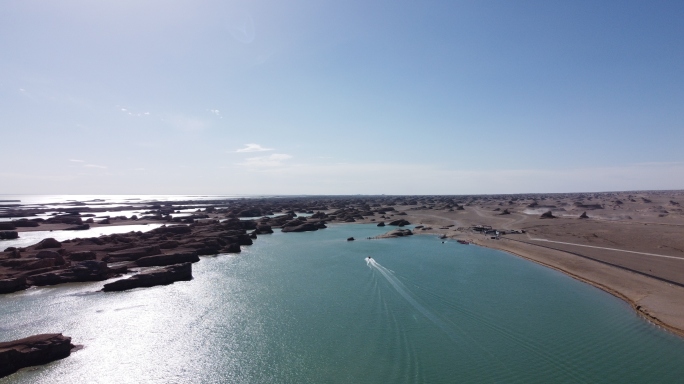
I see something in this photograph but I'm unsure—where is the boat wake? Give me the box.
[366,257,592,382]
[366,257,460,342]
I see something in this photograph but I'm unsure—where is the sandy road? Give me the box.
[527,238,684,261]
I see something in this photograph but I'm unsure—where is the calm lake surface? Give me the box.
[2,223,684,383]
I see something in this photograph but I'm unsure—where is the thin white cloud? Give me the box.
[236,143,274,153]
[84,164,107,169]
[69,159,85,163]
[238,153,292,167]
[116,106,151,117]
[209,109,222,118]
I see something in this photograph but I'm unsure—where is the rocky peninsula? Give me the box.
[0,333,75,378]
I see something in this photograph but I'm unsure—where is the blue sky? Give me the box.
[1,0,683,194]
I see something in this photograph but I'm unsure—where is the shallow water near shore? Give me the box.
[2,224,684,383]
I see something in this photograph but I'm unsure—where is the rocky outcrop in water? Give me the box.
[102,263,192,292]
[377,229,413,238]
[11,219,40,228]
[45,215,83,225]
[64,224,90,231]
[0,276,27,294]
[0,333,75,378]
[0,231,18,240]
[134,252,199,267]
[28,261,123,286]
[281,220,327,233]
[0,223,16,230]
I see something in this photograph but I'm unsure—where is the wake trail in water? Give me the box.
[367,258,460,342]
[367,259,590,383]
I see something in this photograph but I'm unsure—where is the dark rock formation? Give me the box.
[28,261,122,286]
[45,216,83,225]
[500,209,511,215]
[0,333,75,378]
[134,251,199,267]
[0,231,18,240]
[150,225,191,235]
[237,208,262,217]
[196,246,221,256]
[106,245,161,262]
[579,211,589,219]
[255,224,273,234]
[540,210,556,219]
[377,222,385,227]
[378,229,413,238]
[281,222,327,233]
[310,211,327,219]
[64,224,90,231]
[347,237,355,241]
[0,277,27,294]
[159,240,180,249]
[68,251,97,261]
[2,258,56,270]
[223,243,241,253]
[35,250,66,266]
[573,203,603,210]
[35,238,61,250]
[388,219,410,227]
[0,223,16,230]
[102,263,192,292]
[11,219,40,228]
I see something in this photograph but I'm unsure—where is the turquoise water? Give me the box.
[2,224,684,383]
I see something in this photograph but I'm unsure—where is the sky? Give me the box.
[1,0,683,195]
